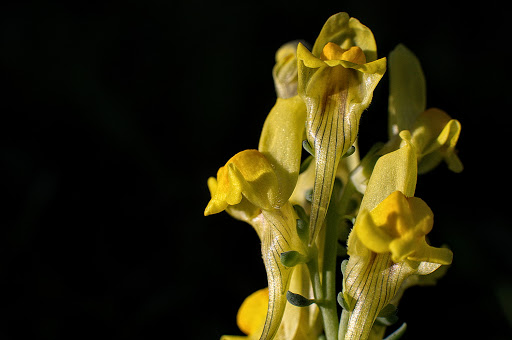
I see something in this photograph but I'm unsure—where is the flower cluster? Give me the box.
[205,13,462,340]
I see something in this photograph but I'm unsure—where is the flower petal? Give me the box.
[359,132,417,213]
[406,239,453,265]
[258,96,307,205]
[410,108,463,173]
[237,288,269,336]
[388,44,426,137]
[312,12,378,62]
[204,150,280,216]
[352,209,393,254]
[272,41,300,99]
[206,176,261,223]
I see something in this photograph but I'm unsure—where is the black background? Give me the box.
[1,1,511,339]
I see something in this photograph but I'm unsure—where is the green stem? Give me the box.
[307,253,338,340]
[335,179,357,223]
[306,247,323,301]
[335,180,357,340]
[308,177,358,340]
[338,309,350,339]
[321,214,340,340]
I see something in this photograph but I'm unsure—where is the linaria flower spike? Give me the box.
[206,12,461,340]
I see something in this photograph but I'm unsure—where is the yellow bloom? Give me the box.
[388,44,462,173]
[297,12,387,244]
[205,96,308,340]
[342,132,452,340]
[206,152,307,340]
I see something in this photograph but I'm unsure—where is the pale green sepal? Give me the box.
[375,314,398,327]
[258,96,307,205]
[388,44,426,137]
[343,145,356,158]
[337,292,350,311]
[378,304,397,318]
[383,322,407,340]
[302,140,315,157]
[286,291,314,307]
[280,251,308,268]
[299,155,313,174]
[312,12,378,62]
[295,219,309,245]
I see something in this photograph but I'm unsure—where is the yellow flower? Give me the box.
[205,94,307,217]
[297,12,387,244]
[205,96,309,340]
[206,151,307,340]
[342,132,453,340]
[388,44,462,173]
[273,41,300,99]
